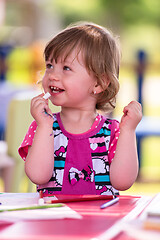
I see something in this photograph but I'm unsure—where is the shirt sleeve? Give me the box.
[18,120,37,161]
[108,119,120,164]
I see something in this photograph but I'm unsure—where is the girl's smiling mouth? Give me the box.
[50,86,64,94]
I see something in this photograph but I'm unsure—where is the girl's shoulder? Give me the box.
[102,116,120,141]
[18,112,60,160]
[102,115,119,128]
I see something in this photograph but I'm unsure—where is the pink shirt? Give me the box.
[19,113,120,196]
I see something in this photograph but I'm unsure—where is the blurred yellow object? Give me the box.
[6,47,33,85]
[4,90,61,192]
[29,41,45,84]
[6,41,45,86]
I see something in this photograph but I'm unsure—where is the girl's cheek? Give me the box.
[42,76,47,89]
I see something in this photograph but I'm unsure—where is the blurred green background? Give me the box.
[0,0,160,195]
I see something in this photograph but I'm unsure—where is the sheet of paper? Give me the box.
[0,192,57,206]
[0,193,82,222]
[0,192,40,205]
[0,205,82,222]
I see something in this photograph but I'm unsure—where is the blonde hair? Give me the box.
[44,22,121,112]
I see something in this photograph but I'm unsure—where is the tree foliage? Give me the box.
[51,0,160,30]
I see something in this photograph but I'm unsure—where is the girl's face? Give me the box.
[42,48,98,110]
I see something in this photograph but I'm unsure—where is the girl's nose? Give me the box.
[48,68,60,81]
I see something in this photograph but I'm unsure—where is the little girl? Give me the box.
[19,22,142,196]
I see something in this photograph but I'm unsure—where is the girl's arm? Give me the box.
[25,94,54,185]
[110,101,142,190]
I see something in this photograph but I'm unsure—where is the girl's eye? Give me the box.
[63,65,71,71]
[46,63,53,69]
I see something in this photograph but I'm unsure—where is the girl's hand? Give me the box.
[119,101,142,131]
[30,93,53,126]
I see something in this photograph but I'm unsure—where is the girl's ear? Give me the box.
[94,84,103,94]
[94,75,110,94]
